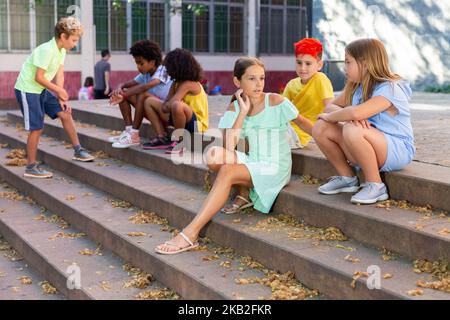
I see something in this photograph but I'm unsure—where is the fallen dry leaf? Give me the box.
[18,276,32,285]
[407,288,423,296]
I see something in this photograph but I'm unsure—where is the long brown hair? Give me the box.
[230,57,265,103]
[343,39,401,105]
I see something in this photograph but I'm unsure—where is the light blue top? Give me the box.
[134,65,173,101]
[352,80,415,150]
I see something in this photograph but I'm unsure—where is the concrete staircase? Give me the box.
[0,100,449,300]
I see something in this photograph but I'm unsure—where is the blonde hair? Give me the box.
[343,38,401,105]
[54,16,84,39]
[231,57,265,103]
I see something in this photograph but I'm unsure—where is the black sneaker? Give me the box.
[142,136,171,150]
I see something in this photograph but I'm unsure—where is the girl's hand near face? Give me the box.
[235,89,250,116]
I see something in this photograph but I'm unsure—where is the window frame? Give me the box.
[182,0,246,55]
[259,0,308,56]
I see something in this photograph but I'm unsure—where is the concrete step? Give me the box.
[0,182,174,300]
[62,103,450,213]
[0,130,447,299]
[0,235,64,300]
[5,113,449,262]
[0,152,292,300]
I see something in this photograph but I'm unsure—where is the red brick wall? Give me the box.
[0,70,297,104]
[0,71,81,100]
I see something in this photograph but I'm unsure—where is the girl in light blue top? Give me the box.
[155,57,313,255]
[313,38,415,205]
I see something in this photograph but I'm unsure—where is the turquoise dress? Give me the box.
[218,94,299,213]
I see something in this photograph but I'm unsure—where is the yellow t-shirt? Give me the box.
[283,72,334,146]
[181,82,209,132]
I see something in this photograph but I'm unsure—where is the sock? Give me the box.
[125,126,132,131]
[74,144,82,152]
[342,176,357,183]
[371,182,385,188]
[130,128,139,133]
[26,163,36,170]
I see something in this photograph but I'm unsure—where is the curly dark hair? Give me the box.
[129,40,162,67]
[163,48,203,82]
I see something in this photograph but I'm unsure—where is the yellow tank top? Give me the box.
[178,82,209,132]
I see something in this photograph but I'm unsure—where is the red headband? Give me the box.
[294,38,323,59]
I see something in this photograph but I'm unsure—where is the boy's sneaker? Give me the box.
[318,176,360,195]
[24,164,53,179]
[73,148,95,162]
[112,131,140,149]
[165,140,185,155]
[108,129,129,143]
[351,182,389,205]
[142,136,171,150]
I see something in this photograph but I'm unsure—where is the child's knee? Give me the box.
[205,146,223,169]
[171,101,185,114]
[342,122,363,142]
[57,111,72,121]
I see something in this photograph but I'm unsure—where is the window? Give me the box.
[110,0,127,51]
[94,0,109,51]
[260,0,308,55]
[0,0,83,52]
[94,0,168,52]
[10,0,30,50]
[148,2,166,50]
[0,1,8,50]
[183,0,245,54]
[35,0,54,46]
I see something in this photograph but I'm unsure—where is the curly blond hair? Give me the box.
[54,16,84,39]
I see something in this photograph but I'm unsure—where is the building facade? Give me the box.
[0,0,448,106]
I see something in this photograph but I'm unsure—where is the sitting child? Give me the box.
[313,38,415,204]
[143,48,208,154]
[283,38,334,148]
[109,40,172,149]
[154,57,313,254]
[78,76,94,101]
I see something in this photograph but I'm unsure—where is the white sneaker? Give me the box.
[108,129,129,143]
[112,131,140,149]
[351,182,389,205]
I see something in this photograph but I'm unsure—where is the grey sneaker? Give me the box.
[24,164,53,179]
[351,182,389,204]
[73,148,95,162]
[318,176,360,195]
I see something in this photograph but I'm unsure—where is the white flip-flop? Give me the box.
[155,232,199,255]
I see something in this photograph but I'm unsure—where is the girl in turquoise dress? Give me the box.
[155,57,313,255]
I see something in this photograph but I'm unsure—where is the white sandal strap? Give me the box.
[235,195,251,204]
[179,232,194,247]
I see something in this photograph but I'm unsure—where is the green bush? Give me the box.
[424,84,450,93]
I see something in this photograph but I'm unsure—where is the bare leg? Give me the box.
[170,101,193,130]
[341,122,387,183]
[27,129,43,165]
[312,120,357,177]
[132,92,153,130]
[156,164,253,253]
[143,96,168,136]
[57,111,80,147]
[206,146,250,210]
[118,98,133,127]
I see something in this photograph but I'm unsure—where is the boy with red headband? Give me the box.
[283,38,334,147]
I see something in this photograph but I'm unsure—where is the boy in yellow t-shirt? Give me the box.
[283,38,334,147]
